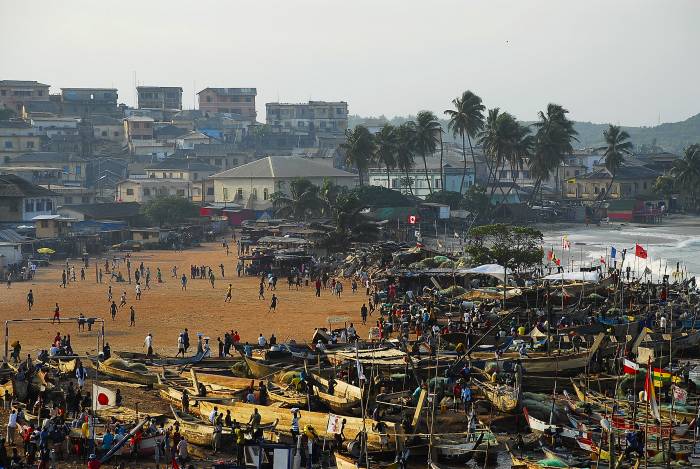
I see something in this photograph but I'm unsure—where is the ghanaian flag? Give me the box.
[651,368,681,386]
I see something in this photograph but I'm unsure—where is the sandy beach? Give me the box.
[0,242,370,358]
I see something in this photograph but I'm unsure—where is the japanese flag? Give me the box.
[92,384,117,410]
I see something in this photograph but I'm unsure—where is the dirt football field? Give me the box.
[0,242,372,358]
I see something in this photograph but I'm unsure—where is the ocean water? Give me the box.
[540,216,700,280]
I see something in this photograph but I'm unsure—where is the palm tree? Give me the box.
[395,122,417,195]
[530,104,577,202]
[374,124,398,189]
[341,125,374,186]
[414,111,441,195]
[445,91,485,193]
[324,192,379,250]
[270,178,324,220]
[599,125,633,205]
[478,109,521,198]
[670,144,700,211]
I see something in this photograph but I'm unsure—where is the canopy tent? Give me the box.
[464,263,513,282]
[543,271,601,282]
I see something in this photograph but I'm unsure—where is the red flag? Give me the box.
[547,250,554,261]
[600,256,606,265]
[635,244,648,259]
[554,258,561,266]
[172,456,180,469]
[622,358,639,374]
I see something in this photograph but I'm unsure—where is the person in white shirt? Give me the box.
[659,315,667,332]
[144,333,153,357]
[6,408,17,443]
[258,334,267,347]
[209,406,218,424]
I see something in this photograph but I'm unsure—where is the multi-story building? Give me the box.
[266,101,348,136]
[60,88,119,116]
[145,159,218,182]
[137,86,183,110]
[0,121,42,161]
[198,88,257,119]
[0,174,59,222]
[91,116,125,143]
[565,165,660,200]
[115,178,197,203]
[6,152,88,184]
[0,80,50,114]
[124,116,154,141]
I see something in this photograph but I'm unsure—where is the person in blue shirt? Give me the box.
[461,386,472,414]
[102,428,114,452]
[243,342,252,358]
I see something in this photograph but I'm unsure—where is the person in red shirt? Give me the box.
[87,454,101,469]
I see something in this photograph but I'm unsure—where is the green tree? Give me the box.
[395,122,417,195]
[414,111,442,195]
[142,196,199,227]
[374,124,398,189]
[464,224,544,271]
[462,185,490,215]
[324,192,379,250]
[271,178,325,220]
[445,91,485,193]
[342,125,374,186]
[530,104,577,202]
[668,144,700,211]
[599,124,633,205]
[425,190,463,209]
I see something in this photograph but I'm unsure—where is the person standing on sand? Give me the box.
[225,284,233,303]
[107,285,112,302]
[269,294,278,313]
[27,289,34,311]
[110,301,117,320]
[119,291,127,308]
[144,333,153,357]
[258,281,265,300]
[129,306,136,327]
[209,270,216,288]
[135,282,142,300]
[52,303,61,324]
[61,270,67,288]
[220,264,225,278]
[181,274,187,291]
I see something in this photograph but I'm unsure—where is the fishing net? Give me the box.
[103,358,148,373]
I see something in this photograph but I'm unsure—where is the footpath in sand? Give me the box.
[0,242,371,357]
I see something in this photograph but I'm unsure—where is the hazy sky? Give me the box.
[3,0,699,126]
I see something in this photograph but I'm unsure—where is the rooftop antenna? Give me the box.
[193,80,197,110]
[133,71,137,107]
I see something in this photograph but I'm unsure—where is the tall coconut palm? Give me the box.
[670,144,700,211]
[395,122,417,195]
[341,125,374,186]
[530,104,577,202]
[445,91,485,193]
[478,109,522,198]
[374,124,398,189]
[414,111,441,195]
[599,125,633,205]
[271,178,324,220]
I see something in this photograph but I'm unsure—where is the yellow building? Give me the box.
[565,165,660,200]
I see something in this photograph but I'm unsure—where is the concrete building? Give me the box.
[124,115,154,141]
[193,143,254,171]
[565,165,661,200]
[0,166,63,186]
[198,88,257,119]
[137,86,183,110]
[0,80,50,114]
[176,131,210,150]
[0,174,59,222]
[91,115,125,143]
[145,159,218,182]
[210,156,357,210]
[33,214,75,239]
[0,121,42,161]
[5,152,88,184]
[60,88,119,116]
[368,153,475,199]
[266,101,348,136]
[41,184,96,206]
[115,178,196,203]
[30,116,80,138]
[58,202,141,223]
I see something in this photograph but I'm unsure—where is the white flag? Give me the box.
[92,384,117,410]
[672,385,688,404]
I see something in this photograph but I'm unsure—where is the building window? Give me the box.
[65,196,73,204]
[391,179,400,189]
[206,96,212,102]
[143,188,151,196]
[336,108,344,115]
[499,170,508,179]
[25,200,34,212]
[434,179,441,189]
[114,131,120,137]
[76,166,81,175]
[643,181,648,190]
[4,141,12,149]
[81,196,90,203]
[0,90,5,96]
[179,172,183,179]
[214,158,222,166]
[176,189,185,196]
[26,141,34,149]
[193,173,198,180]
[236,188,243,199]
[252,188,257,199]
[162,172,167,178]
[35,200,45,211]
[223,188,229,200]
[232,159,238,166]
[207,187,214,196]
[263,188,269,200]
[126,188,134,195]
[522,171,529,179]
[41,220,49,228]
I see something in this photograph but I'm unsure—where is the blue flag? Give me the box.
[610,247,617,259]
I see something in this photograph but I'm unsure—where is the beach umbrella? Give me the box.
[37,247,55,254]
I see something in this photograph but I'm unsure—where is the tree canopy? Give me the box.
[464,224,543,271]
[142,196,199,227]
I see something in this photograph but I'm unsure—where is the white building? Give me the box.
[210,156,358,210]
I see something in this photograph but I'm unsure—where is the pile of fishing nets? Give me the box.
[103,357,149,373]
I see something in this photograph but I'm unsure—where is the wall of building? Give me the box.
[116,179,193,203]
[93,124,125,143]
[0,83,50,113]
[198,89,256,119]
[213,176,356,204]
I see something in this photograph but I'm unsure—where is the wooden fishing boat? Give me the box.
[312,374,362,400]
[185,369,254,391]
[158,385,232,409]
[170,406,216,447]
[334,452,361,469]
[314,389,359,413]
[267,382,308,407]
[53,358,77,374]
[97,360,157,385]
[198,399,392,449]
[522,407,581,440]
[434,433,484,463]
[474,364,522,413]
[244,355,296,378]
[474,333,605,375]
